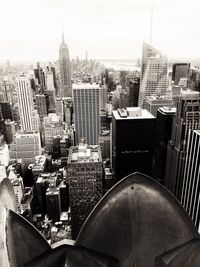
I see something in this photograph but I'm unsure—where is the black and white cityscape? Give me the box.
[1,0,200,266]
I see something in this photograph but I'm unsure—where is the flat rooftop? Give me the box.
[113,108,155,120]
[159,106,176,115]
[68,145,101,163]
[72,83,100,90]
[180,89,200,98]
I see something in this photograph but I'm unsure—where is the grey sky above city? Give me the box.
[1,0,199,62]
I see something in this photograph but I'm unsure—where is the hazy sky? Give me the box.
[0,0,200,62]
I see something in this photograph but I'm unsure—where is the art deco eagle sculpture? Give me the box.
[0,172,200,266]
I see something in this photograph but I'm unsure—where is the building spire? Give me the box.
[62,24,65,43]
[150,2,154,45]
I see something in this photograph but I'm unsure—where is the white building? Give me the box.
[72,83,100,145]
[138,42,168,108]
[181,129,200,232]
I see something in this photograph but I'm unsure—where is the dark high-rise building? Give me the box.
[129,77,140,107]
[5,120,15,144]
[0,106,5,137]
[181,129,200,231]
[165,91,200,200]
[52,136,61,160]
[66,142,102,238]
[112,107,156,181]
[34,63,46,93]
[50,66,58,93]
[172,63,190,85]
[0,101,13,120]
[59,181,69,212]
[46,182,61,222]
[119,88,130,109]
[35,94,48,118]
[153,106,176,184]
[59,30,71,97]
[46,90,55,113]
[35,177,48,214]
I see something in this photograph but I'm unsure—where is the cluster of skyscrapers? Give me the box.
[1,33,200,242]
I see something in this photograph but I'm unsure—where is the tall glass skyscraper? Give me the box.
[59,30,71,98]
[138,42,168,108]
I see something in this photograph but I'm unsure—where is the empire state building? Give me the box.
[59,30,71,97]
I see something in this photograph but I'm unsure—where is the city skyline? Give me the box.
[1,0,200,62]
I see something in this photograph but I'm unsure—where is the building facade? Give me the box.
[16,74,36,132]
[153,106,176,184]
[172,63,190,85]
[138,42,168,108]
[165,91,200,200]
[112,107,156,181]
[9,132,42,171]
[66,142,102,238]
[180,130,200,231]
[59,31,71,97]
[73,83,100,145]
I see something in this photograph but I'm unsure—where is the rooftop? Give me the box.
[146,95,173,103]
[68,144,101,164]
[33,155,46,168]
[72,83,100,90]
[113,107,155,120]
[159,106,176,115]
[180,89,200,98]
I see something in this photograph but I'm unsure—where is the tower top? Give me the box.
[62,25,65,43]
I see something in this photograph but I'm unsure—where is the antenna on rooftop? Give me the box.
[61,22,64,43]
[150,2,154,45]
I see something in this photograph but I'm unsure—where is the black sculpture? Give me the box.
[1,173,200,266]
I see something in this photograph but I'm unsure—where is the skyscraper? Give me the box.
[138,42,168,108]
[34,63,46,93]
[181,129,200,231]
[59,29,71,98]
[172,63,190,85]
[0,101,13,120]
[112,107,156,181]
[16,74,36,132]
[46,182,61,222]
[165,90,200,200]
[9,132,41,174]
[66,141,102,238]
[35,94,48,118]
[129,77,140,107]
[153,106,176,184]
[73,83,101,145]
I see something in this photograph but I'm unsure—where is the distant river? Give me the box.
[99,59,141,71]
